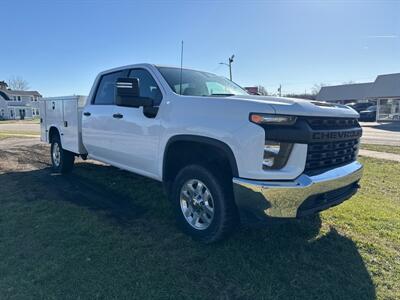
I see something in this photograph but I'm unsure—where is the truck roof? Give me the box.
[99,63,211,76]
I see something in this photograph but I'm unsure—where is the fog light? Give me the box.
[263,141,293,169]
[263,142,280,167]
[263,157,275,168]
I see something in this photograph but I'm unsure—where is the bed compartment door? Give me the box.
[62,99,80,154]
[39,100,47,142]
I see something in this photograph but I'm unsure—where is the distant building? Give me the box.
[0,81,42,120]
[316,82,373,104]
[244,86,260,95]
[316,73,400,121]
[367,73,400,121]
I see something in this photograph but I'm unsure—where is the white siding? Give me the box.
[1,92,42,119]
[0,98,7,119]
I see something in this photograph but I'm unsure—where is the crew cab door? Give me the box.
[82,70,126,162]
[109,68,163,178]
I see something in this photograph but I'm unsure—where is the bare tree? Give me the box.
[257,85,268,95]
[7,76,30,91]
[311,83,326,96]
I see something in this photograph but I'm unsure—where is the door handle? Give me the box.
[113,113,123,119]
[83,112,91,116]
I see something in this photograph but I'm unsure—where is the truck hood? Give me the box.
[229,95,359,118]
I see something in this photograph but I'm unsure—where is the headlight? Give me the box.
[263,141,293,169]
[249,113,296,169]
[250,113,297,125]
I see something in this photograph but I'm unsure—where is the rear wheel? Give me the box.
[51,135,75,173]
[170,164,238,243]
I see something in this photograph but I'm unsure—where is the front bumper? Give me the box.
[233,161,363,223]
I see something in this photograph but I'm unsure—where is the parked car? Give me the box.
[359,106,377,122]
[347,102,375,113]
[40,63,363,242]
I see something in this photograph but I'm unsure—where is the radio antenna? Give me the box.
[179,40,184,95]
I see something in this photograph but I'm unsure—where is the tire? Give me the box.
[50,135,75,174]
[170,164,238,243]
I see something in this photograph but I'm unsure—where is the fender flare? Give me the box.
[48,125,62,143]
[163,134,239,178]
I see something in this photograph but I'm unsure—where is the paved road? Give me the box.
[0,122,40,133]
[360,122,400,146]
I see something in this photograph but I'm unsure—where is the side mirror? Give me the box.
[115,78,153,108]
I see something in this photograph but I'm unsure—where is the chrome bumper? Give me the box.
[233,161,363,222]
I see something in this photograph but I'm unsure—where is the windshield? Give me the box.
[157,67,248,97]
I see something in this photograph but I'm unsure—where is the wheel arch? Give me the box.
[162,135,239,184]
[48,126,61,143]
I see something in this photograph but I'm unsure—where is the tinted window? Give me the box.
[206,82,229,95]
[94,71,123,105]
[129,69,162,105]
[157,67,248,97]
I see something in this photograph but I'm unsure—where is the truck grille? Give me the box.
[304,117,359,130]
[300,117,361,174]
[305,138,359,173]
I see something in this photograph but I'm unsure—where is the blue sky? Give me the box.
[1,0,399,96]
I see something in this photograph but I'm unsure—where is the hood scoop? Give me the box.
[310,101,336,107]
[310,101,352,110]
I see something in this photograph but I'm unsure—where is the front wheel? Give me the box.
[170,164,238,243]
[51,136,75,174]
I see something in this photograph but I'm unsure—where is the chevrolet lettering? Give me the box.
[312,129,362,141]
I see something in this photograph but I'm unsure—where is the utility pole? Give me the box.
[228,54,234,81]
[179,40,184,95]
[220,54,235,81]
[278,84,282,97]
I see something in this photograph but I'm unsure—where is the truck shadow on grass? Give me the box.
[0,161,376,299]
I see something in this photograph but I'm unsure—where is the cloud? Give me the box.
[366,35,398,39]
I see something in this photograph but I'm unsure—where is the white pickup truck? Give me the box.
[40,63,363,242]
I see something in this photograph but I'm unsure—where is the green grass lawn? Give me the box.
[0,157,399,299]
[361,143,400,155]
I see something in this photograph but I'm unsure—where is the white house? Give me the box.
[0,81,42,120]
[0,96,7,119]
